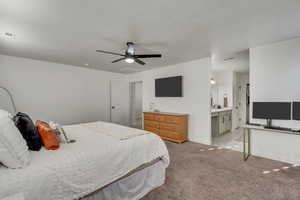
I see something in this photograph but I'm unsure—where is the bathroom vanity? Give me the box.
[211,108,232,137]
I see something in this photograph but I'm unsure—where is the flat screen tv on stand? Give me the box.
[252,102,291,128]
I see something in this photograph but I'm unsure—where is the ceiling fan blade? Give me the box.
[96,50,125,56]
[134,54,162,58]
[134,58,146,65]
[112,57,125,63]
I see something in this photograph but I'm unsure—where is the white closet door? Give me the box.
[110,80,129,126]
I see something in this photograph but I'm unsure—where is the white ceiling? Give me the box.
[0,0,300,74]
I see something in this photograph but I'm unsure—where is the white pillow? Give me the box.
[0,113,30,169]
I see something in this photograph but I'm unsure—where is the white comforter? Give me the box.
[0,121,169,200]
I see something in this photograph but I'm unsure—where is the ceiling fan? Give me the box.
[96,42,162,65]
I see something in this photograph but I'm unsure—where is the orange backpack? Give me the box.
[36,120,60,150]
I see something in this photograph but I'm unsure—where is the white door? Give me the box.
[129,81,143,129]
[110,80,130,126]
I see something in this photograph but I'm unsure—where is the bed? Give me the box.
[0,121,169,200]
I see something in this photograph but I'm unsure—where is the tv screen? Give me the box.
[293,102,300,120]
[155,76,182,97]
[252,102,291,120]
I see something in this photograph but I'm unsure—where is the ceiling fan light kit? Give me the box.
[125,57,135,63]
[96,42,162,66]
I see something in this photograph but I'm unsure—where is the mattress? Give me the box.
[0,121,169,200]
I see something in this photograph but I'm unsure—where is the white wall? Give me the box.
[0,54,127,125]
[128,58,212,144]
[250,38,300,128]
[250,38,300,163]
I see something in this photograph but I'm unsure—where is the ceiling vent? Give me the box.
[224,57,234,61]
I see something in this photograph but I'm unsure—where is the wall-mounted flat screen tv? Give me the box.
[155,76,182,97]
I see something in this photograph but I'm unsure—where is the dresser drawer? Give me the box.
[144,120,159,129]
[164,116,180,124]
[144,114,155,121]
[154,115,165,122]
[159,129,180,139]
[160,123,179,132]
[143,112,188,143]
[144,126,159,135]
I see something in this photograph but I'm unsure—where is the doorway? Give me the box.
[210,50,249,151]
[129,81,143,129]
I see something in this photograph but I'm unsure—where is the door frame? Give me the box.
[129,81,143,128]
[109,81,112,122]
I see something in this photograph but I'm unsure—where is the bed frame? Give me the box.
[81,157,163,199]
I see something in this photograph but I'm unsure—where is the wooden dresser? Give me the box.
[143,112,188,143]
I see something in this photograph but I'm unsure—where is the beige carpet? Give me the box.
[142,141,300,200]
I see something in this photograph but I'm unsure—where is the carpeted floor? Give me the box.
[142,141,300,200]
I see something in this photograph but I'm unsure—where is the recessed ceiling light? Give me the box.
[4,32,14,38]
[3,32,16,40]
[5,32,13,36]
[84,63,89,66]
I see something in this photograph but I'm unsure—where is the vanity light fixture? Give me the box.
[210,78,216,85]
